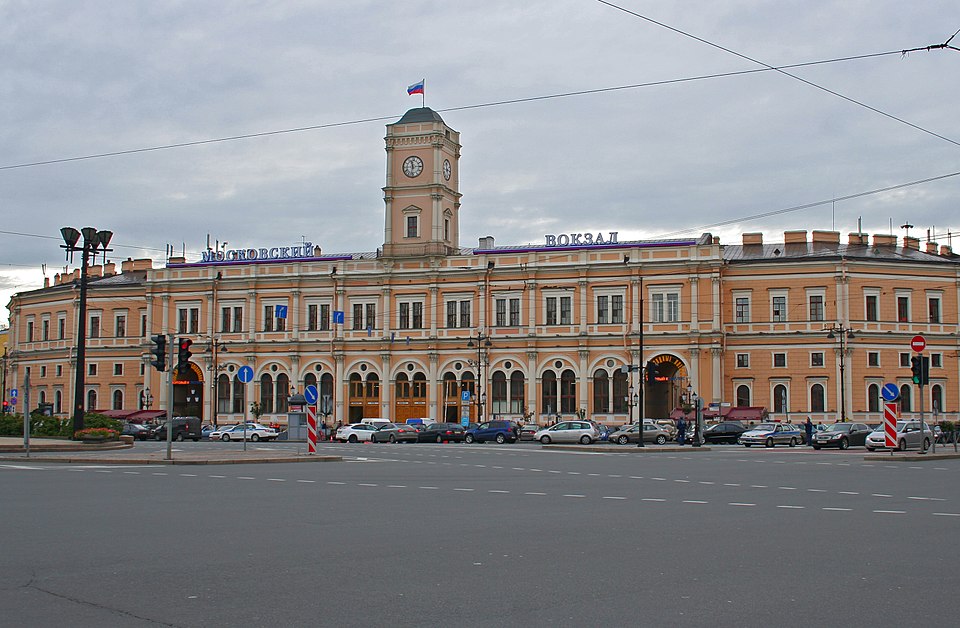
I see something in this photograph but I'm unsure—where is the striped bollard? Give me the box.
[307,405,318,454]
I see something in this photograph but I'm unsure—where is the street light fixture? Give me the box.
[467,332,492,422]
[826,324,856,422]
[60,226,113,435]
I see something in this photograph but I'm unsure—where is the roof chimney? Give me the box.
[848,232,868,245]
[873,234,897,246]
[783,230,807,244]
[811,230,839,244]
[742,232,763,245]
[903,236,920,250]
[925,242,938,254]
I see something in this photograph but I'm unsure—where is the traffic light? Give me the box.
[645,360,658,384]
[911,355,929,386]
[176,338,193,375]
[150,334,167,372]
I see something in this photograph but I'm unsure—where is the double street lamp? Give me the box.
[826,324,855,422]
[467,332,492,422]
[60,226,113,435]
[628,384,643,447]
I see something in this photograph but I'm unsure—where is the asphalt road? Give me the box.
[2,442,958,627]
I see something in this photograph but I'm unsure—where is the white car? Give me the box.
[211,423,278,442]
[533,421,600,444]
[336,423,379,443]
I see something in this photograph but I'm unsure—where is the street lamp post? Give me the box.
[826,324,855,422]
[208,338,229,427]
[467,332,492,422]
[59,226,112,435]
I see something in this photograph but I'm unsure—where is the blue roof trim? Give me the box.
[167,255,354,269]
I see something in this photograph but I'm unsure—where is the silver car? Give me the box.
[739,423,802,447]
[609,424,670,445]
[865,421,933,452]
[534,421,600,444]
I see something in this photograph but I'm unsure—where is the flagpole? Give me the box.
[421,79,425,108]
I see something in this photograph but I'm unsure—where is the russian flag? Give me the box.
[407,80,424,95]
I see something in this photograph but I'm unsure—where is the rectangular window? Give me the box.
[88,363,97,376]
[736,354,749,368]
[735,297,750,323]
[867,352,879,367]
[140,363,144,376]
[811,352,824,367]
[666,293,679,322]
[931,353,942,368]
[458,301,470,328]
[59,318,66,339]
[773,353,786,368]
[232,307,243,332]
[399,302,411,330]
[865,295,878,321]
[353,304,363,330]
[595,296,606,324]
[114,363,123,376]
[809,295,824,322]
[221,307,232,333]
[509,298,520,326]
[899,353,910,367]
[547,297,559,325]
[928,297,941,323]
[42,320,49,341]
[772,296,786,322]
[307,304,318,331]
[56,365,62,377]
[559,296,572,325]
[89,315,100,338]
[412,302,423,329]
[264,305,275,332]
[897,296,909,322]
[365,303,376,331]
[40,366,46,378]
[178,307,199,334]
[495,299,506,327]
[651,294,663,323]
[27,321,34,342]
[115,315,126,338]
[319,304,330,331]
[406,215,418,238]
[612,295,624,324]
[140,313,147,337]
[446,302,457,328]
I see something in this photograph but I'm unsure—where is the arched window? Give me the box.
[773,384,788,413]
[932,384,944,415]
[55,390,62,414]
[260,374,274,414]
[810,384,825,413]
[412,372,427,404]
[541,370,557,415]
[86,389,97,411]
[112,390,123,410]
[275,374,290,413]
[365,373,380,399]
[736,385,750,407]
[867,384,880,413]
[613,368,627,413]
[593,369,609,413]
[900,385,912,412]
[320,373,334,415]
[217,374,231,413]
[232,373,245,414]
[491,371,507,413]
[442,372,459,422]
[560,369,577,413]
[395,373,410,399]
[510,371,525,414]
[304,372,318,391]
[39,390,46,405]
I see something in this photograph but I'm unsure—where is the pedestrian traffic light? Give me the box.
[176,338,193,375]
[645,360,658,384]
[150,334,167,372]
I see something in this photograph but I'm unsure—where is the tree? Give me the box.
[250,401,263,422]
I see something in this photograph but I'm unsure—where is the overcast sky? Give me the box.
[2,0,959,327]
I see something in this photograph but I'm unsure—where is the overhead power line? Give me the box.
[0,48,932,172]
[597,1,960,148]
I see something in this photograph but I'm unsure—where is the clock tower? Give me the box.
[382,107,461,257]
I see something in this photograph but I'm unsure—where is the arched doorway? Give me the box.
[393,372,428,422]
[442,371,474,422]
[646,354,688,419]
[173,362,204,417]
[348,372,380,422]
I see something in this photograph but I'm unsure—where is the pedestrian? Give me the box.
[804,417,814,447]
[677,416,687,446]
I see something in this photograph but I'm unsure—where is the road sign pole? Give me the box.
[884,402,898,450]
[166,333,175,461]
[307,405,317,454]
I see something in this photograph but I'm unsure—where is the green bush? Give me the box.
[940,420,955,433]
[0,412,119,439]
[0,413,22,436]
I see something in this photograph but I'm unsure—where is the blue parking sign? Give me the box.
[461,390,470,402]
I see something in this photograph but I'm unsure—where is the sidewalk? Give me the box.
[0,437,342,465]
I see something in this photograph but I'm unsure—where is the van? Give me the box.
[152,416,202,442]
[360,418,391,428]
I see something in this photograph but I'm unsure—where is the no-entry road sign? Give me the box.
[911,335,926,353]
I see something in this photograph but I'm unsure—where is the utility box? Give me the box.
[286,392,308,440]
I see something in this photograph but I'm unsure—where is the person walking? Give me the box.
[677,416,687,446]
[804,417,814,447]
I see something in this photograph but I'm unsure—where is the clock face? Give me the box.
[402,156,423,178]
[443,159,452,181]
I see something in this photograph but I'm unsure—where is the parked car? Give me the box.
[335,423,379,443]
[702,422,748,444]
[464,420,519,444]
[865,421,933,452]
[121,422,152,441]
[812,422,872,449]
[416,422,465,443]
[609,423,670,445]
[210,423,278,442]
[739,423,802,447]
[201,424,218,440]
[533,421,600,444]
[151,416,202,442]
[370,423,419,443]
[656,420,678,440]
[518,423,540,441]
[783,423,806,444]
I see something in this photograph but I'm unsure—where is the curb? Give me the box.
[863,452,960,462]
[543,444,712,452]
[0,442,133,453]
[0,454,342,465]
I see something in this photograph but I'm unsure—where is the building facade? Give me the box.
[5,108,959,426]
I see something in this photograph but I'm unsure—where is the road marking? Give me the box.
[872,493,892,498]
[548,470,561,474]
[873,510,906,514]
[525,492,547,496]
[387,485,406,488]
[152,472,168,476]
[488,490,510,494]
[296,479,315,483]
[652,477,666,481]
[699,481,715,485]
[750,485,767,488]
[908,496,945,501]
[823,507,852,512]
[180,474,198,477]
[838,491,859,495]
[419,486,439,490]
[683,500,708,504]
[778,486,796,490]
[454,488,474,492]
[492,466,503,469]
[603,496,626,500]
[675,479,690,483]
[729,503,755,507]
[908,466,923,470]
[530,468,542,472]
[933,512,960,517]
[123,471,140,475]
[777,505,805,509]
[327,481,345,485]
[642,498,666,502]
[358,483,377,487]
[563,494,585,498]
[587,473,601,477]
[609,474,622,478]
[630,476,644,479]
[209,475,226,478]
[723,483,740,487]
[807,489,827,493]
[568,472,581,475]
[512,468,526,471]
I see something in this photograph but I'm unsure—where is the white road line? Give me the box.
[609,474,622,478]
[874,510,906,514]
[488,490,510,494]
[94,470,112,474]
[152,472,168,476]
[816,462,832,466]
[266,478,285,482]
[872,493,892,498]
[419,486,439,490]
[630,476,644,479]
[387,485,406,488]
[750,485,768,488]
[123,471,140,475]
[492,466,503,469]
[778,487,796,490]
[908,466,923,470]
[652,477,666,481]
[454,488,474,492]
[358,483,377,487]
[238,476,255,480]
[548,470,561,474]
[729,503,755,507]
[823,507,852,512]
[723,483,740,487]
[699,481,715,485]
[674,479,690,483]
[587,473,601,477]
[807,489,827,493]
[683,500,708,504]
[209,475,226,479]
[525,492,546,496]
[935,467,949,471]
[838,491,859,495]
[908,496,945,501]
[563,494,585,498]
[777,505,805,509]
[297,479,315,483]
[512,468,526,471]
[642,498,666,502]
[530,468,542,472]
[567,472,581,475]
[328,481,345,485]
[933,512,960,517]
[603,496,626,500]
[180,474,198,477]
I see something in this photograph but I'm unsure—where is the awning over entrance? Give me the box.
[125,410,168,423]
[723,406,769,423]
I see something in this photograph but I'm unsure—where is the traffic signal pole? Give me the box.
[166,334,175,461]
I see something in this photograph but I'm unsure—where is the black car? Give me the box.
[121,423,152,441]
[416,422,466,443]
[151,416,202,442]
[702,422,747,444]
[812,422,871,449]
